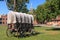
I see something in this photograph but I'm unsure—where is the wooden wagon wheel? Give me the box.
[6,27,15,37]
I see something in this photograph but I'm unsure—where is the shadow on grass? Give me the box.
[14,32,41,38]
[34,26,42,27]
[46,28,60,31]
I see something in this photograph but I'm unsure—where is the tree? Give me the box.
[35,5,47,23]
[35,0,60,23]
[7,0,29,13]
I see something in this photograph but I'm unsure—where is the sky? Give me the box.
[0,0,46,14]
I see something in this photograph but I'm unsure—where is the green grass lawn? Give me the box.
[0,25,60,40]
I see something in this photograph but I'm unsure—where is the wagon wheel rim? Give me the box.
[6,28,15,37]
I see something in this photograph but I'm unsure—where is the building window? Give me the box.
[0,18,2,20]
[3,22,4,24]
[0,22,2,24]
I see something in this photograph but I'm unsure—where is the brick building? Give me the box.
[0,15,2,24]
[0,15,7,25]
[46,15,60,26]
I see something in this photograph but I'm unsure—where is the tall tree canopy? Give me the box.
[35,0,60,23]
[7,0,29,13]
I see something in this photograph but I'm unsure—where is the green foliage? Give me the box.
[35,0,60,23]
[7,0,29,13]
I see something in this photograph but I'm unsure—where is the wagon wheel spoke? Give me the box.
[6,28,15,37]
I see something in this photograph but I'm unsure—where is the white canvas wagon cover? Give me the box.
[7,11,34,24]
[7,11,16,24]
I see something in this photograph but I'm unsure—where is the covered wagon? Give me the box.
[6,11,34,37]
